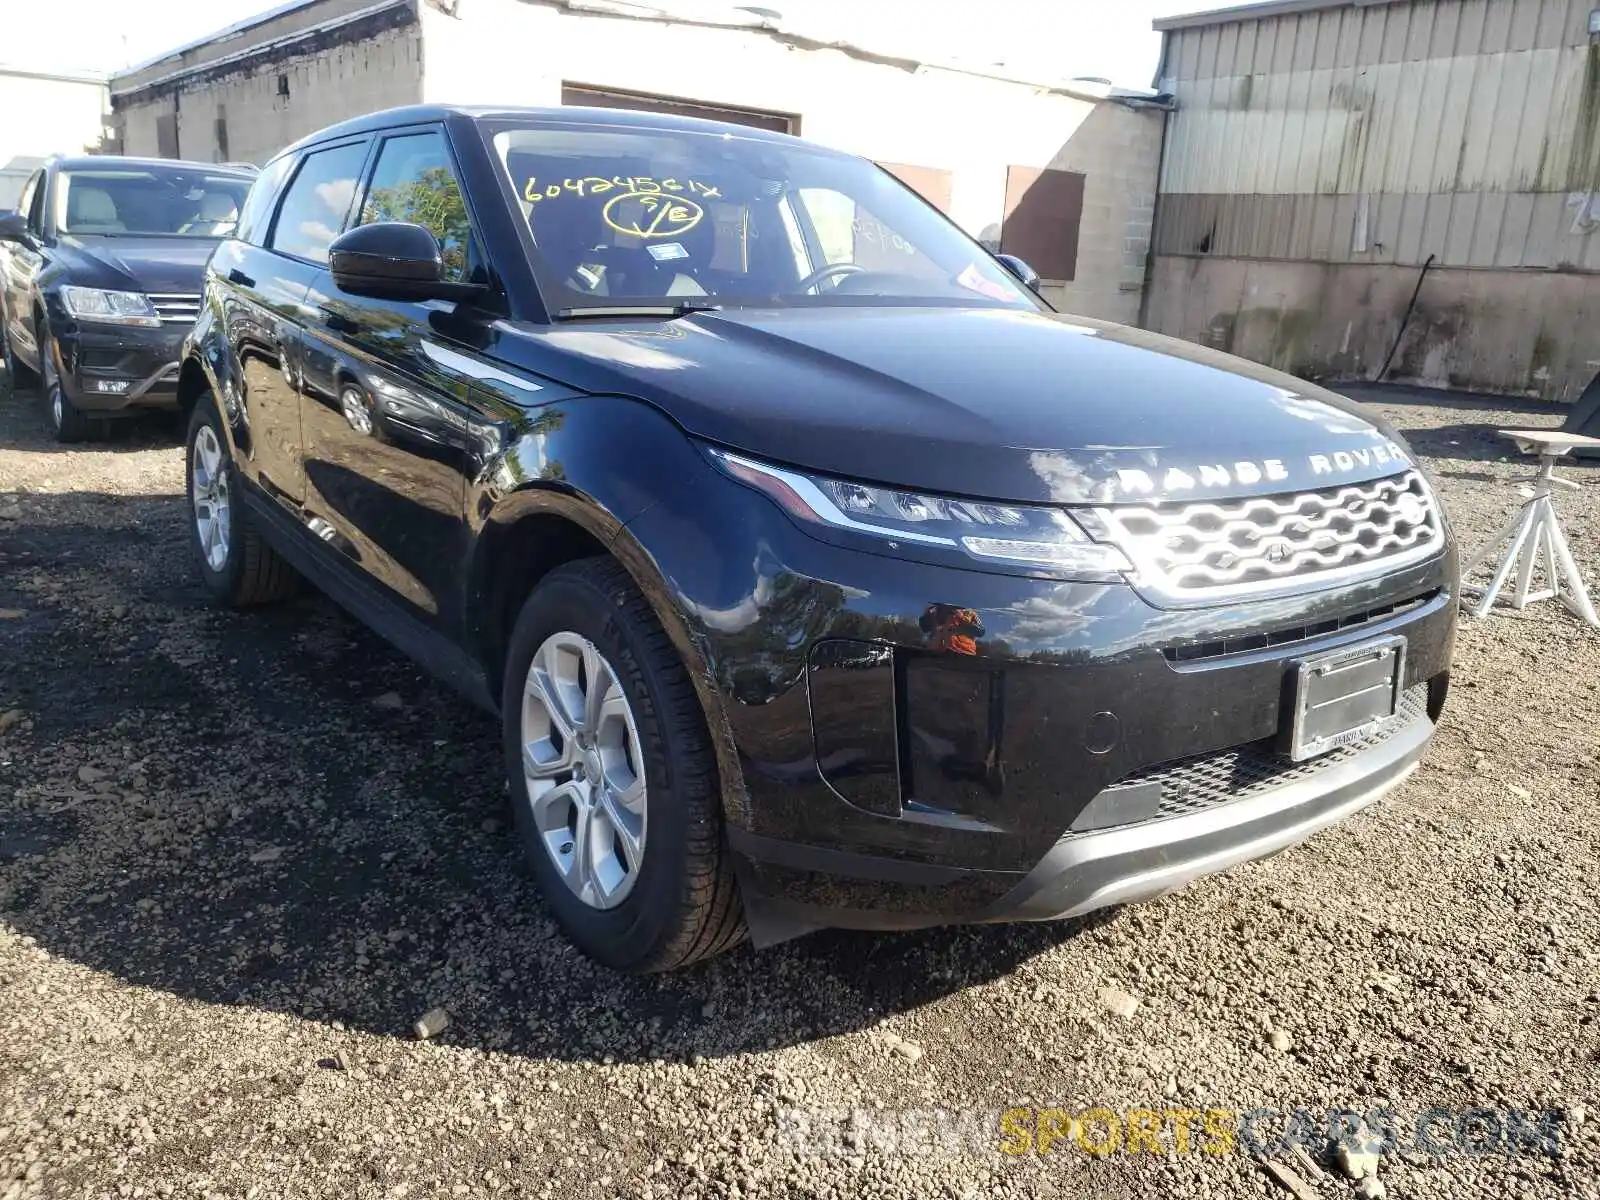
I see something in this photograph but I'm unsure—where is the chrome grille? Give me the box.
[1092,471,1443,604]
[149,293,201,325]
[1119,684,1429,822]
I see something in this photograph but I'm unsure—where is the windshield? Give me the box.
[55,167,254,238]
[487,122,1038,313]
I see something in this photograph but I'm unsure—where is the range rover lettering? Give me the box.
[0,156,257,441]
[174,105,1457,972]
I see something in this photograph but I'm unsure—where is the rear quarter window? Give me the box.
[234,156,294,246]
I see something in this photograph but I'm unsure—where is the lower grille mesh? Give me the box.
[1115,684,1429,821]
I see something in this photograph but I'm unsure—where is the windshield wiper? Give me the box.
[552,300,722,320]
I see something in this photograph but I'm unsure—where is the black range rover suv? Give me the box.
[177,104,1456,972]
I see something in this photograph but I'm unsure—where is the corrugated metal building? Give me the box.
[107,0,1170,325]
[1146,0,1600,401]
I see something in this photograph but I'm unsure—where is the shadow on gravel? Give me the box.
[1335,382,1563,415]
[0,490,1110,1066]
[1334,382,1595,469]
[1,379,181,451]
[1392,424,1600,472]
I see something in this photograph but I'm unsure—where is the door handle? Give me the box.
[227,268,255,287]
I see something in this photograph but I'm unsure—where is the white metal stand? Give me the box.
[1460,430,1600,630]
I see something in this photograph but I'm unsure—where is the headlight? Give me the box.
[59,287,160,328]
[709,448,1132,580]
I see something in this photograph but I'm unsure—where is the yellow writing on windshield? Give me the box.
[523,176,722,203]
[602,192,705,239]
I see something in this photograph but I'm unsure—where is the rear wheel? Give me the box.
[502,557,746,972]
[185,392,298,606]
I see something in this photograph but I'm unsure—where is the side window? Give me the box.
[15,172,39,223]
[267,141,369,264]
[22,172,45,234]
[357,131,472,282]
[234,155,294,246]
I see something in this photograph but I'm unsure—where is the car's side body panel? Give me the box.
[1,167,50,373]
[208,239,318,500]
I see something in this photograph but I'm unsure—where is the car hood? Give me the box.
[56,235,216,295]
[521,306,1418,505]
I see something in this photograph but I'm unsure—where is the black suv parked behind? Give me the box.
[0,156,257,441]
[176,105,1457,972]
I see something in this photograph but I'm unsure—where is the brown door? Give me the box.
[1001,166,1086,282]
[876,162,953,214]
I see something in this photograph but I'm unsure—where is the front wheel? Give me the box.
[185,393,299,606]
[39,329,90,443]
[502,557,746,972]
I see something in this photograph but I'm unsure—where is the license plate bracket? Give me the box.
[1281,635,1406,762]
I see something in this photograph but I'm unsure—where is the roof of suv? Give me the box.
[49,155,258,176]
[277,103,807,161]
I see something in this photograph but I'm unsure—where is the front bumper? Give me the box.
[623,455,1458,942]
[981,694,1431,922]
[53,320,186,412]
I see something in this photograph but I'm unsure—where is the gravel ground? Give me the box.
[1,378,1598,1200]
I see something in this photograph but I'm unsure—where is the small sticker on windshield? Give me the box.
[957,263,1019,302]
[647,242,690,262]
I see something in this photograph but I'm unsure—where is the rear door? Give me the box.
[298,124,497,633]
[228,137,371,505]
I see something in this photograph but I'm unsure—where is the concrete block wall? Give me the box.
[1034,106,1163,324]
[1145,255,1600,403]
[113,23,423,165]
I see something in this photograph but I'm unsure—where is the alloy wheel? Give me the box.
[191,424,232,572]
[340,386,373,436]
[521,631,648,910]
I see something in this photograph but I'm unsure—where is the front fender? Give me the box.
[463,392,750,822]
[181,300,253,465]
[464,391,707,576]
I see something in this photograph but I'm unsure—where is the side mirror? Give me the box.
[328,222,483,303]
[0,211,28,242]
[994,253,1042,294]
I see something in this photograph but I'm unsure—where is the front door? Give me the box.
[298,127,493,633]
[3,171,47,370]
[211,238,316,503]
[236,137,372,505]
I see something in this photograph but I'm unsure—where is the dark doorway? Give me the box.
[560,83,799,134]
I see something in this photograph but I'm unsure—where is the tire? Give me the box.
[502,557,746,973]
[39,326,91,443]
[185,392,299,606]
